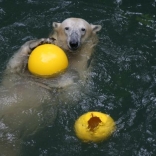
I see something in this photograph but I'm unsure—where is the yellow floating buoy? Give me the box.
[74,111,116,142]
[28,44,68,77]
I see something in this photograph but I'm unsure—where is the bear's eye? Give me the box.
[81,28,86,32]
[65,27,69,30]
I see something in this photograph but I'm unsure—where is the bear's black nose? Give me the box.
[69,41,78,50]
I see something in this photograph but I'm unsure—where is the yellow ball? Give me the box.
[28,44,68,77]
[74,111,116,142]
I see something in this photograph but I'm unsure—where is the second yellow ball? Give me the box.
[74,111,116,142]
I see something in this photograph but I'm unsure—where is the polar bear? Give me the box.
[0,18,101,155]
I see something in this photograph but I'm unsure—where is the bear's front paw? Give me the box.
[29,38,54,50]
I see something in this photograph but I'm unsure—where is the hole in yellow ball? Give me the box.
[88,113,102,131]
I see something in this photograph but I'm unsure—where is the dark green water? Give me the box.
[0,0,155,156]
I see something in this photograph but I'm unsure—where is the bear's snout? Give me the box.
[68,32,80,51]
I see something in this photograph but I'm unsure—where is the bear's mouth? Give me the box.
[69,41,79,50]
[68,40,81,52]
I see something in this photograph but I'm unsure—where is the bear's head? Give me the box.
[51,18,101,53]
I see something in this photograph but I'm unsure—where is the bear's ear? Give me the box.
[53,22,61,29]
[91,24,102,33]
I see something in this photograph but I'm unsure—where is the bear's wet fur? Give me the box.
[0,18,101,155]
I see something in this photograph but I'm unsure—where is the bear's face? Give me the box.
[52,18,101,53]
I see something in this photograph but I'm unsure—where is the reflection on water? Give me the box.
[0,0,155,156]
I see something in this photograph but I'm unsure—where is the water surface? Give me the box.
[0,0,155,156]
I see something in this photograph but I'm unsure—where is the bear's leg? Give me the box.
[6,38,53,74]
